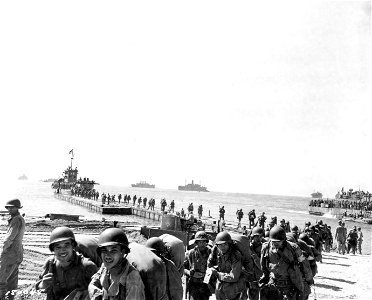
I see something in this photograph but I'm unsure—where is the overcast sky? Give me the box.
[1,1,370,197]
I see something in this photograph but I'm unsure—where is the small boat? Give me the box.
[47,213,80,222]
[131,181,155,188]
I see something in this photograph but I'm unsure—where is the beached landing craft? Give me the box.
[51,150,97,193]
[178,180,209,192]
[131,181,155,188]
[308,188,372,224]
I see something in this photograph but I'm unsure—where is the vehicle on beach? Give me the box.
[178,180,209,192]
[131,181,155,188]
[311,191,323,198]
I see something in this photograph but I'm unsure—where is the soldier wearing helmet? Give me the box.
[335,220,347,255]
[259,226,306,300]
[184,231,212,300]
[207,231,244,300]
[250,227,265,256]
[0,199,25,300]
[35,227,98,300]
[146,237,183,300]
[89,228,145,300]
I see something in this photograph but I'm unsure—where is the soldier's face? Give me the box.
[101,245,124,270]
[196,240,207,250]
[271,241,284,253]
[6,206,18,216]
[53,240,74,264]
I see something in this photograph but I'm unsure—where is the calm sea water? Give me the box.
[3,181,371,255]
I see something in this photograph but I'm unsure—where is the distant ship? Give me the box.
[42,178,57,182]
[131,181,155,188]
[311,191,323,198]
[178,180,209,192]
[18,174,28,180]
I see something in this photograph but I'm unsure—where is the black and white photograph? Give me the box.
[1,1,371,299]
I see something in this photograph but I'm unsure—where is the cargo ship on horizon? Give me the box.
[178,180,209,192]
[131,181,155,188]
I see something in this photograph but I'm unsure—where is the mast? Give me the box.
[69,149,74,168]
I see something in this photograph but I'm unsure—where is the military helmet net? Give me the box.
[269,225,286,241]
[215,231,232,245]
[49,226,76,251]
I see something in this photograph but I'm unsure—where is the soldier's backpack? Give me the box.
[127,242,168,300]
[230,233,255,282]
[75,234,102,267]
[159,233,185,275]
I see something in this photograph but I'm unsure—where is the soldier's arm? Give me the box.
[88,267,104,300]
[2,217,23,253]
[216,252,242,283]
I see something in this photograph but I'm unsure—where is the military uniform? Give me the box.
[184,246,212,300]
[89,260,145,300]
[36,252,98,300]
[0,201,25,300]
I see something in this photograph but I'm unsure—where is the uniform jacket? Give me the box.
[1,212,25,264]
[36,252,98,300]
[89,260,145,300]
[207,245,244,299]
[261,241,304,282]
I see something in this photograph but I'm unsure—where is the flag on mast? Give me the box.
[69,149,74,157]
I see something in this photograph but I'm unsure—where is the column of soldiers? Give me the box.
[4,195,364,300]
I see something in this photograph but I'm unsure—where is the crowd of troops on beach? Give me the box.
[0,197,366,300]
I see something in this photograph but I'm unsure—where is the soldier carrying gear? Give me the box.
[219,206,225,220]
[236,209,244,228]
[146,238,183,300]
[36,227,98,300]
[89,228,145,300]
[184,231,212,300]
[248,209,256,228]
[260,226,307,300]
[207,232,245,300]
[258,212,267,229]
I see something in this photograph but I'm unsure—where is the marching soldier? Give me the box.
[184,231,212,300]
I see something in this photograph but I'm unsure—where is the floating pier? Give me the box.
[55,194,162,221]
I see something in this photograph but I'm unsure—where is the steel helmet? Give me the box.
[195,231,209,241]
[251,227,265,237]
[97,228,130,255]
[215,231,232,245]
[269,225,286,242]
[5,199,22,209]
[145,237,166,253]
[298,233,311,245]
[291,225,299,232]
[49,226,77,251]
[286,232,297,243]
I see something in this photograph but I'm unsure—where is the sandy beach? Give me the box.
[1,219,371,300]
